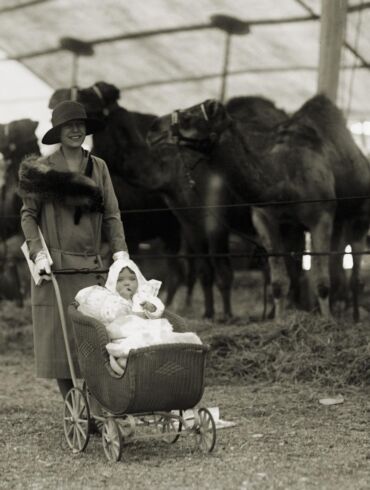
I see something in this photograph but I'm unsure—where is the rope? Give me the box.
[100,193,370,213]
[43,249,370,274]
[133,250,370,259]
[4,192,370,220]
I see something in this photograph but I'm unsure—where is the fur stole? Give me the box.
[18,154,104,213]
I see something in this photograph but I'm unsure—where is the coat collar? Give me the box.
[48,146,89,173]
[18,152,104,214]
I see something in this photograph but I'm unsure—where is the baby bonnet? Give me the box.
[105,257,162,298]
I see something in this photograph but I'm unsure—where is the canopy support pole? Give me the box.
[317,0,348,102]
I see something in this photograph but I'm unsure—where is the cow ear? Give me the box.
[31,120,39,132]
[49,88,71,109]
[97,81,120,104]
[207,99,223,118]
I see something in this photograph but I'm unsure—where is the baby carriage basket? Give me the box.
[51,273,216,462]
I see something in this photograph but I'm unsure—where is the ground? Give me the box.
[2,356,370,490]
[1,269,370,489]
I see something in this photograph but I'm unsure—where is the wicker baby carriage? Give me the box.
[50,274,216,461]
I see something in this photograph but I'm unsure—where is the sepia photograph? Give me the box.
[1,1,370,488]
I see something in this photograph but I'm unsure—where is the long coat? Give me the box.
[20,147,128,378]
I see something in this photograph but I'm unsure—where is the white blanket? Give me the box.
[105,315,202,376]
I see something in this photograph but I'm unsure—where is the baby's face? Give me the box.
[116,267,138,299]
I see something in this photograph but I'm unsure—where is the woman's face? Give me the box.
[60,119,86,149]
[116,267,138,300]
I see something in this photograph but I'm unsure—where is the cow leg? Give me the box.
[201,173,230,319]
[214,255,233,321]
[310,212,333,318]
[348,214,369,322]
[159,222,184,307]
[163,239,184,307]
[204,181,233,320]
[252,208,289,320]
[350,238,365,323]
[281,223,305,309]
[330,219,348,315]
[164,257,185,307]
[185,256,197,307]
[176,218,215,319]
[209,233,233,322]
[198,258,215,319]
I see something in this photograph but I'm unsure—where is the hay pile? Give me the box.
[203,312,370,387]
[2,299,370,388]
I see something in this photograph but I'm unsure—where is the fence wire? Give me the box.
[3,192,370,261]
[3,192,370,219]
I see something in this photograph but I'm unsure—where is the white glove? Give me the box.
[35,251,52,282]
[113,251,129,261]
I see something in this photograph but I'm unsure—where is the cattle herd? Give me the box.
[1,81,369,321]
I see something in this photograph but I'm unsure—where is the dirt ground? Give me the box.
[1,352,370,490]
[2,270,370,489]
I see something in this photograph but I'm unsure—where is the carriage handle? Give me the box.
[47,268,109,387]
[49,268,109,275]
[47,273,79,387]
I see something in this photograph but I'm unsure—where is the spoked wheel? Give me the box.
[154,412,183,444]
[194,407,216,453]
[102,418,123,462]
[162,415,183,444]
[63,387,90,453]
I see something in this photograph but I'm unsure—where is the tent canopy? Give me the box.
[0,0,370,120]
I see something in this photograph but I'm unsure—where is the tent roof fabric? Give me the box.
[0,0,369,118]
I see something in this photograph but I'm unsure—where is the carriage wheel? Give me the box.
[102,419,123,462]
[63,387,90,453]
[157,412,183,444]
[194,407,216,453]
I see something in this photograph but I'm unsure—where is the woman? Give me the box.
[19,100,129,400]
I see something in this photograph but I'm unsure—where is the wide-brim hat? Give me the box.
[42,100,105,145]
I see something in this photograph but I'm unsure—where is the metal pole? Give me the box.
[71,86,78,101]
[220,33,231,103]
[71,54,79,88]
[317,0,348,102]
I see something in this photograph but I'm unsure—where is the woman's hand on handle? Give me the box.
[35,251,52,282]
[113,251,129,261]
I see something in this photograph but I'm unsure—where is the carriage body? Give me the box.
[65,303,216,460]
[68,304,208,415]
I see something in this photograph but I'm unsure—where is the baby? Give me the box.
[75,258,201,376]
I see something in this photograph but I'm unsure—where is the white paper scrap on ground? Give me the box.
[319,395,344,406]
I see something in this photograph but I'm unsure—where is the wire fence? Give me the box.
[127,250,370,259]
[4,191,370,219]
[3,192,370,261]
